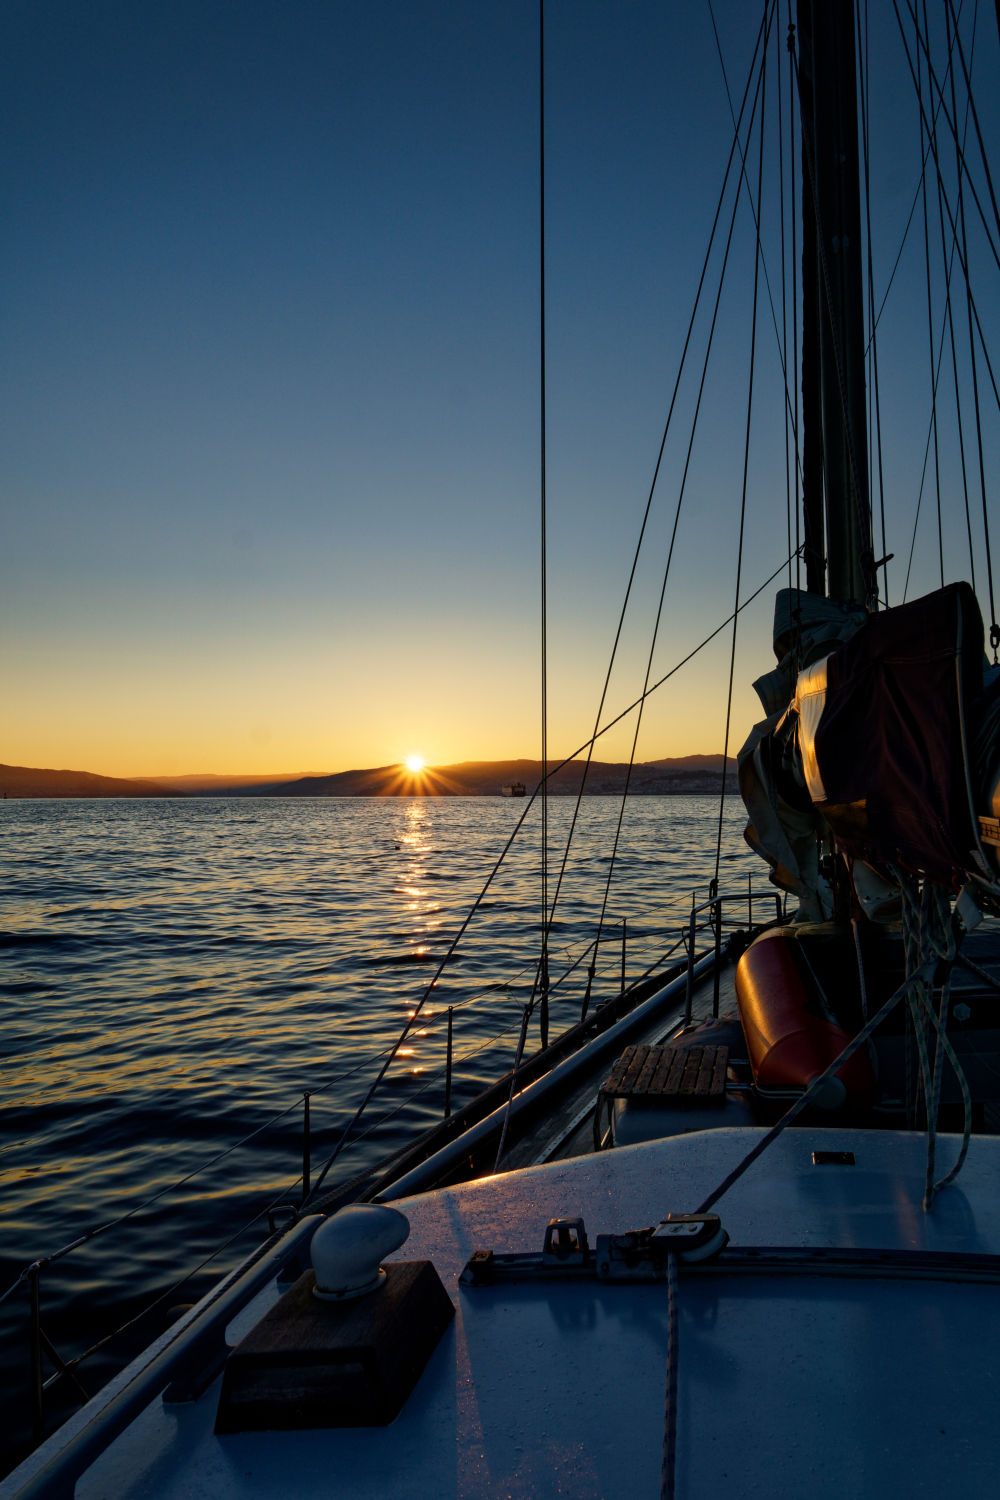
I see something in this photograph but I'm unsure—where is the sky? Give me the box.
[3,1,998,777]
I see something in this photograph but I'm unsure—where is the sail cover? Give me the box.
[805,582,985,885]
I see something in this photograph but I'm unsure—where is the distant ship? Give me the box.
[499,781,526,797]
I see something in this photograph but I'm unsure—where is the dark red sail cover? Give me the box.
[813,582,984,885]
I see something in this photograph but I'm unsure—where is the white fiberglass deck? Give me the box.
[10,1127,1000,1500]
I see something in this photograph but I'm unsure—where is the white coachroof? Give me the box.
[10,1125,999,1499]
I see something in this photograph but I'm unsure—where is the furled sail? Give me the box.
[741,583,1000,912]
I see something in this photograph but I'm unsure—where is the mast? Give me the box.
[796,0,872,606]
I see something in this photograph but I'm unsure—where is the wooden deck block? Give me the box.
[215,1259,454,1433]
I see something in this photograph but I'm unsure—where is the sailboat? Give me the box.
[5,1,1000,1496]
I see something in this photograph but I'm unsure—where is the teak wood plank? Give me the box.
[601,1042,729,1105]
[648,1048,678,1095]
[634,1047,662,1096]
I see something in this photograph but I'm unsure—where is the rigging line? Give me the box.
[308,552,798,1203]
[955,949,1000,994]
[949,0,998,649]
[942,0,1000,249]
[893,14,983,597]
[866,149,933,349]
[558,552,800,781]
[865,0,965,352]
[915,0,945,589]
[791,45,875,600]
[0,1266,33,1312]
[305,792,542,1202]
[896,873,972,1207]
[861,0,873,518]
[903,274,963,600]
[890,0,1000,421]
[708,1,804,483]
[534,4,774,969]
[586,27,776,970]
[777,5,792,590]
[539,0,549,1004]
[858,0,890,604]
[660,1250,680,1500]
[789,6,801,598]
[902,0,1000,272]
[695,958,940,1216]
[492,1002,534,1173]
[935,0,978,594]
[716,28,767,886]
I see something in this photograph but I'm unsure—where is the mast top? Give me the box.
[797,0,874,607]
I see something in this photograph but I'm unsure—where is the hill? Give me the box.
[2,756,737,799]
[0,764,181,799]
[146,772,319,792]
[223,756,737,798]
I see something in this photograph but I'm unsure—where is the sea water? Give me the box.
[0,794,756,1471]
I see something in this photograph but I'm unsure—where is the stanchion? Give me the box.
[444,1007,454,1118]
[29,1264,44,1443]
[301,1092,311,1203]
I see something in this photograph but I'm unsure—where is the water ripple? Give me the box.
[0,793,755,1472]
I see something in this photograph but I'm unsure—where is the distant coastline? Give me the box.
[1,756,737,800]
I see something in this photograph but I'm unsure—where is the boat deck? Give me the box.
[503,921,1000,1170]
[11,1124,999,1500]
[6,931,1000,1500]
[504,960,742,1169]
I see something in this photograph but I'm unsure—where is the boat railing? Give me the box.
[0,880,781,1471]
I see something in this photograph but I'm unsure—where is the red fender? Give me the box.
[735,928,876,1108]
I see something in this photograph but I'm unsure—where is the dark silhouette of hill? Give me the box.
[148,772,318,791]
[3,756,736,799]
[226,756,737,798]
[0,764,181,798]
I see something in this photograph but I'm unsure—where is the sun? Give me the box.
[404,754,425,773]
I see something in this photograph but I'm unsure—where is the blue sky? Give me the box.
[3,1,998,775]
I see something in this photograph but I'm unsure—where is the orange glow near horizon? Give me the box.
[375,761,474,796]
[405,754,425,773]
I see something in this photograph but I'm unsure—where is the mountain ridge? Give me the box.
[1,757,737,799]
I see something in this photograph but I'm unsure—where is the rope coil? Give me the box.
[695,874,974,1218]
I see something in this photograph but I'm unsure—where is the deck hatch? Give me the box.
[600,1043,729,1106]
